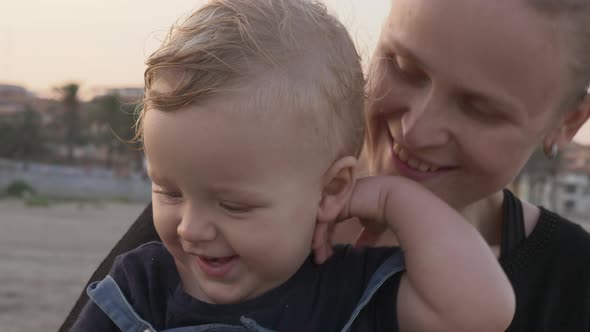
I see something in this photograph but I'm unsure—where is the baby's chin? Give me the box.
[186,280,253,304]
[194,278,279,305]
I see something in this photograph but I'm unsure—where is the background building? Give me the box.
[516,143,590,222]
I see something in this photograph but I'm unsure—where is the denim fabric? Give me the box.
[340,252,405,332]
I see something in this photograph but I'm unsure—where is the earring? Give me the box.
[547,143,558,160]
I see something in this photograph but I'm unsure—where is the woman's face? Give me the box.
[366,0,574,209]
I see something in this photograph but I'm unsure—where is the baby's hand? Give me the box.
[312,176,409,263]
[354,219,388,248]
[339,176,391,247]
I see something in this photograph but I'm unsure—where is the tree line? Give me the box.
[0,83,142,169]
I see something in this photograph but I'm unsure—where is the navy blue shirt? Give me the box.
[72,242,401,331]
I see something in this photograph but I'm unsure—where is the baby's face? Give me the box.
[143,95,328,304]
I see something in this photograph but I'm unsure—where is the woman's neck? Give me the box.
[459,191,505,247]
[459,190,541,246]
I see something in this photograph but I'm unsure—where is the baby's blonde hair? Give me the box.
[136,0,365,158]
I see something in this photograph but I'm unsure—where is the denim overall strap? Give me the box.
[87,275,157,332]
[239,317,276,332]
[340,251,405,332]
[163,317,275,332]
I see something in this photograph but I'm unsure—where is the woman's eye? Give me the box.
[219,202,252,213]
[460,98,487,117]
[386,54,428,85]
[459,96,505,123]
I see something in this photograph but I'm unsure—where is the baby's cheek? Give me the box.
[152,203,182,239]
[243,230,309,274]
[258,242,310,283]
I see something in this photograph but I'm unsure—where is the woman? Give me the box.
[358,1,590,331]
[60,0,590,331]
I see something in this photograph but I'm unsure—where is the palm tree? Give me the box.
[14,106,47,168]
[90,94,138,168]
[56,83,81,163]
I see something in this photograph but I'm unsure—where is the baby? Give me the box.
[72,0,514,331]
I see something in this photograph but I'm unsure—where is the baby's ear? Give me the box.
[317,156,357,224]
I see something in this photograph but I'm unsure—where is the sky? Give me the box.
[1,0,590,143]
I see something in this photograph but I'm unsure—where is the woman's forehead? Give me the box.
[382,0,570,115]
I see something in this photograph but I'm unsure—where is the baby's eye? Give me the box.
[153,189,183,204]
[219,201,253,214]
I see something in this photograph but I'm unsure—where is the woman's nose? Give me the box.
[400,92,451,149]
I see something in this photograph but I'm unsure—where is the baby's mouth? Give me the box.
[195,254,239,278]
[201,256,236,266]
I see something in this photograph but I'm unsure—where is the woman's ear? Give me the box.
[316,156,357,224]
[552,94,590,147]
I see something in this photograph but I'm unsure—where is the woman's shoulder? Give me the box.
[501,206,590,274]
[539,208,590,255]
[512,192,590,256]
[505,208,590,332]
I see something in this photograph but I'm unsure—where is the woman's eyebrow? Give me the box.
[385,38,430,71]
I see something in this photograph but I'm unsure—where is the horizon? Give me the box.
[2,0,590,143]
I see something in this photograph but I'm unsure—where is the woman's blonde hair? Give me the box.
[136,0,365,157]
[527,0,590,109]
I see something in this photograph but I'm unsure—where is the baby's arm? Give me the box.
[341,176,515,332]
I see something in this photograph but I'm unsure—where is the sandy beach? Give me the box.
[0,199,146,332]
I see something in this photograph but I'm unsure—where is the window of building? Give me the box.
[564,200,576,212]
[564,184,577,194]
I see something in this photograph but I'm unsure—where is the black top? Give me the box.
[70,242,401,332]
[500,189,590,331]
